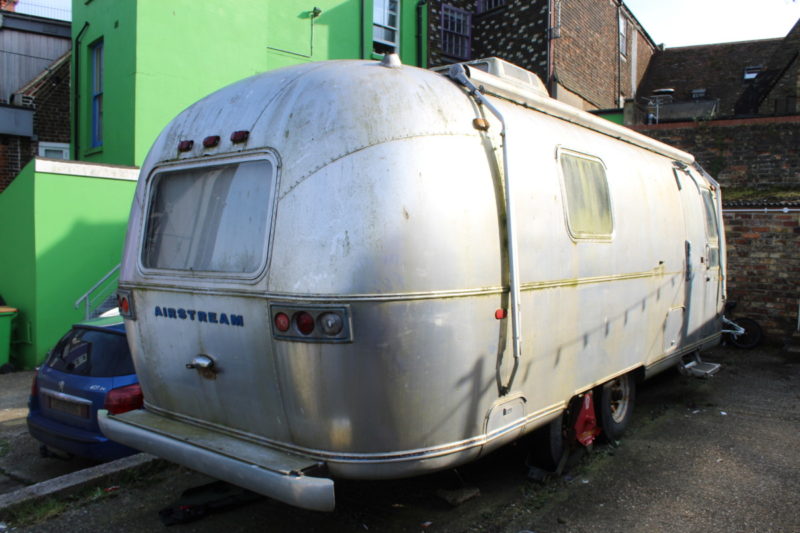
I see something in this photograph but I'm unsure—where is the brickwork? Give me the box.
[723,208,800,344]
[30,57,71,144]
[0,55,70,193]
[633,116,800,191]
[427,1,655,110]
[0,136,35,191]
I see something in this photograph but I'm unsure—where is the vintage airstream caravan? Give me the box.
[100,56,725,511]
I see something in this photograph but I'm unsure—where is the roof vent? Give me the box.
[432,57,548,100]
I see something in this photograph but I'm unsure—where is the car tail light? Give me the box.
[178,140,194,152]
[104,384,144,415]
[117,289,136,320]
[270,304,352,343]
[31,374,39,398]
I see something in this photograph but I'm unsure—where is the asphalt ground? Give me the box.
[1,343,798,532]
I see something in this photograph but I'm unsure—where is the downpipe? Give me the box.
[448,64,522,395]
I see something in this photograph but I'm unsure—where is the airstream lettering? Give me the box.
[99,56,725,512]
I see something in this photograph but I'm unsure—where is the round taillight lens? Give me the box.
[295,312,315,335]
[319,312,343,336]
[274,312,290,332]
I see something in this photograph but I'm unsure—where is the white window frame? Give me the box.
[619,14,627,57]
[373,0,400,53]
[38,142,70,159]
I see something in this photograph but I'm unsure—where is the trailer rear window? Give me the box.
[558,151,613,239]
[143,159,274,274]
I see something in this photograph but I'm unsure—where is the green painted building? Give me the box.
[0,160,138,369]
[0,0,427,368]
[72,0,428,167]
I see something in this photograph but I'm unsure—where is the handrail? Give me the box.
[448,63,522,396]
[74,263,120,319]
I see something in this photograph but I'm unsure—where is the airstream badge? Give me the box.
[153,306,244,327]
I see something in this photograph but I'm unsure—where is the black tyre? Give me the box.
[595,373,636,441]
[725,317,763,349]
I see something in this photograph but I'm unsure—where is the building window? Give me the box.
[476,0,506,13]
[38,142,70,159]
[618,14,627,57]
[373,0,399,54]
[558,150,613,240]
[743,65,765,81]
[441,5,471,60]
[89,39,104,148]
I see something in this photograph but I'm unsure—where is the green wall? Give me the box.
[72,0,137,166]
[0,165,36,367]
[72,0,426,168]
[0,161,137,369]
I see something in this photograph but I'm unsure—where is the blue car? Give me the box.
[27,315,142,461]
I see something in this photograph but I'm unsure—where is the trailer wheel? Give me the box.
[595,373,635,441]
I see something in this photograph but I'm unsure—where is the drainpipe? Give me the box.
[448,63,522,396]
[73,22,90,161]
[416,0,428,67]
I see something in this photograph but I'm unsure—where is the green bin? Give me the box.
[0,306,18,371]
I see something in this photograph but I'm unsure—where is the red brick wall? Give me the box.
[724,208,800,344]
[633,116,800,190]
[554,0,618,108]
[0,135,35,192]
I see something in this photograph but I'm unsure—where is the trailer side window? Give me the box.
[701,189,720,268]
[143,159,274,274]
[558,151,613,240]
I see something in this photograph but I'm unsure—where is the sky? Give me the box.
[12,0,800,48]
[624,0,800,48]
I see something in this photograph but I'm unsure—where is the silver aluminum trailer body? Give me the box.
[100,57,725,511]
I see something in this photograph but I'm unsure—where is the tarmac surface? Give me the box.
[0,343,798,532]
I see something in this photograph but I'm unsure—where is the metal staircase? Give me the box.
[74,264,120,319]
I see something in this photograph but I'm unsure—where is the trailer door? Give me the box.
[675,166,718,343]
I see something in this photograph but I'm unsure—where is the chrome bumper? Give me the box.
[98,409,335,511]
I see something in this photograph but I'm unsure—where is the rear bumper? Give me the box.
[97,408,335,511]
[27,412,138,461]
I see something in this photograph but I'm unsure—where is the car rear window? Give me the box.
[46,327,135,377]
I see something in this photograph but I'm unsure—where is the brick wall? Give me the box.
[31,57,71,144]
[0,135,35,191]
[724,207,800,344]
[0,57,70,193]
[633,116,800,190]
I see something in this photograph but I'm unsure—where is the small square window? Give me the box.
[743,65,765,81]
[38,142,70,159]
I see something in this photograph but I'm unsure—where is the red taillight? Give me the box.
[104,384,144,415]
[203,135,220,148]
[118,295,129,315]
[31,374,39,397]
[178,140,194,152]
[230,130,249,143]
[274,312,290,332]
[295,312,315,335]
